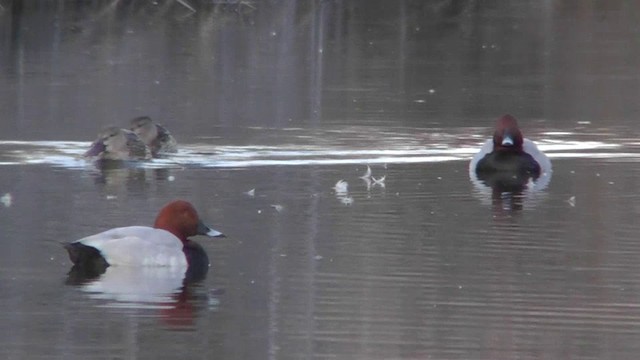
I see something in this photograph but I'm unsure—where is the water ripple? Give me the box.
[0,127,636,169]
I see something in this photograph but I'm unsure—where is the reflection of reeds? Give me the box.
[89,0,258,19]
[176,0,258,13]
[212,0,255,5]
[211,0,257,11]
[176,0,196,13]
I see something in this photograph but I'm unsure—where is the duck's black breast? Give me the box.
[183,240,210,282]
[475,150,541,177]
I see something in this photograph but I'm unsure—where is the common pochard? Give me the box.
[470,114,550,179]
[64,200,225,274]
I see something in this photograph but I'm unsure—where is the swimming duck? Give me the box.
[85,127,151,161]
[470,114,550,179]
[64,200,225,275]
[130,116,178,156]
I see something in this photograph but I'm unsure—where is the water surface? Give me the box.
[2,1,640,359]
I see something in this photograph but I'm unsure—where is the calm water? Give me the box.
[2,1,640,359]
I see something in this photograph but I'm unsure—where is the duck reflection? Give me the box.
[469,168,552,213]
[66,264,216,328]
[89,165,175,195]
[477,172,532,212]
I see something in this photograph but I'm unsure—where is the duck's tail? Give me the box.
[64,242,109,274]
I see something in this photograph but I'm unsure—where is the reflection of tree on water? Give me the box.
[4,0,640,144]
[2,0,489,138]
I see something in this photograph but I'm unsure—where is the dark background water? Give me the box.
[2,1,640,359]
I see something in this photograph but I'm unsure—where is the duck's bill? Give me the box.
[84,141,106,157]
[197,220,226,238]
[206,228,226,237]
[501,135,514,146]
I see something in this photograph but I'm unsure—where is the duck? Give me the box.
[64,200,226,278]
[470,114,550,180]
[130,116,178,156]
[85,127,151,161]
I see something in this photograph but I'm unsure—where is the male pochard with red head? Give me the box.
[65,200,225,273]
[470,114,551,178]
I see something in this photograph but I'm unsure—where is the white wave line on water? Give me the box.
[546,152,640,159]
[0,140,90,147]
[185,140,620,159]
[6,151,640,169]
[6,154,467,169]
[179,156,464,168]
[537,142,620,151]
[185,147,476,158]
[0,139,638,168]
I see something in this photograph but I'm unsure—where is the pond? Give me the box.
[2,1,640,359]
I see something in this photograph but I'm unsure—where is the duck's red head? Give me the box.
[492,114,524,151]
[154,200,225,242]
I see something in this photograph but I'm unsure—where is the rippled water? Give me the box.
[0,125,634,168]
[3,1,640,359]
[4,123,640,359]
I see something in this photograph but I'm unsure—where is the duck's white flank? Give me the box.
[74,226,188,267]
